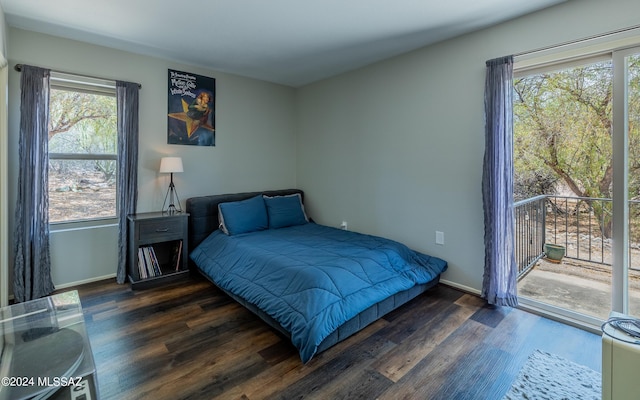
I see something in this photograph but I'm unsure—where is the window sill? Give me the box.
[49,218,118,233]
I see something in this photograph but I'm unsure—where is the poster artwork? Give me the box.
[167,69,215,146]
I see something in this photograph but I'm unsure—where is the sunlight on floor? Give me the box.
[518,258,640,320]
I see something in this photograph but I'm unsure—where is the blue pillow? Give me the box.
[218,195,268,235]
[263,193,309,229]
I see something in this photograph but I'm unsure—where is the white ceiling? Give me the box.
[0,0,565,87]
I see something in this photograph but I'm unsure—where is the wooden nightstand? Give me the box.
[127,211,189,289]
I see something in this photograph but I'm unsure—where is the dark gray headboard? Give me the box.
[186,188,304,249]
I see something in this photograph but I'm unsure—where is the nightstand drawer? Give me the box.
[138,218,184,241]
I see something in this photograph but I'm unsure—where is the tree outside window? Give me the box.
[48,84,117,223]
[514,55,640,240]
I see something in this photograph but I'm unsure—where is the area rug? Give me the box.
[503,350,601,400]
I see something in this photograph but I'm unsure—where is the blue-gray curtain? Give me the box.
[13,65,55,302]
[482,56,518,307]
[116,81,139,284]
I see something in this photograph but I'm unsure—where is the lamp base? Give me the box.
[163,204,181,215]
[162,177,182,214]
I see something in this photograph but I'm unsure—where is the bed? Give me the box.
[187,189,447,363]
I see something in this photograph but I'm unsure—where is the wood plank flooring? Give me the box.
[66,275,602,400]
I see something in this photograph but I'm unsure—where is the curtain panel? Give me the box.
[116,81,139,284]
[482,56,518,307]
[13,65,55,302]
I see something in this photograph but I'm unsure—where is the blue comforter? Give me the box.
[190,223,447,362]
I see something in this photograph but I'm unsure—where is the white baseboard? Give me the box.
[440,279,482,296]
[54,273,117,290]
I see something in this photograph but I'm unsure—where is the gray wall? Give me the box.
[295,0,640,292]
[7,28,297,288]
[6,0,640,291]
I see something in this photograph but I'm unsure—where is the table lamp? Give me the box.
[159,156,183,214]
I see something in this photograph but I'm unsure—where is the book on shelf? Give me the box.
[137,248,147,279]
[138,246,162,279]
[149,247,161,276]
[143,247,153,278]
[175,240,183,271]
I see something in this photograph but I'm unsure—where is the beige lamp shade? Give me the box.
[159,157,184,173]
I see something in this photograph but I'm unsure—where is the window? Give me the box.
[48,73,117,223]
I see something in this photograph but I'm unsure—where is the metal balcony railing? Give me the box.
[514,195,620,279]
[514,195,546,278]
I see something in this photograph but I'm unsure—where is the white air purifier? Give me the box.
[602,312,640,400]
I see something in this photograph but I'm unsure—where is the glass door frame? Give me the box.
[612,45,640,315]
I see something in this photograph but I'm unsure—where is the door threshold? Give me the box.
[518,297,604,335]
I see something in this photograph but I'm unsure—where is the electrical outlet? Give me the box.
[435,231,444,245]
[340,221,348,230]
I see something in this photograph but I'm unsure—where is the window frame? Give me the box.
[48,72,118,226]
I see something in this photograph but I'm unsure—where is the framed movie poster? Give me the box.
[167,69,216,146]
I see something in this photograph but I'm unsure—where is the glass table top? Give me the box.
[0,290,96,400]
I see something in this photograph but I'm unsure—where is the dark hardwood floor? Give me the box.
[66,275,602,400]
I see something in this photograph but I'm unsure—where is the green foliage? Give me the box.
[514,169,558,202]
[514,60,614,201]
[628,55,640,201]
[513,56,640,238]
[48,89,117,181]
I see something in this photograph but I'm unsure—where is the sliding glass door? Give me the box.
[618,48,640,317]
[514,45,640,322]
